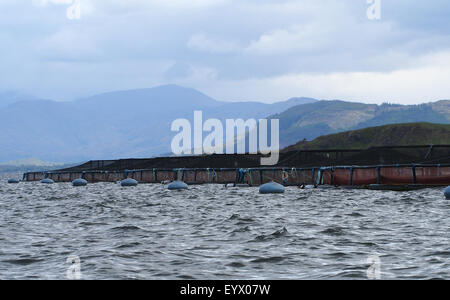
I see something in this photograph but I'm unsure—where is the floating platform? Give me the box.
[22,145,450,190]
[22,164,450,189]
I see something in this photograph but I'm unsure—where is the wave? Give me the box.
[253,227,289,242]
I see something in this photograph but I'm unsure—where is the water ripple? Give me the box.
[0,181,448,279]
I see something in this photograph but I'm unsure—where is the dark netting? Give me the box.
[52,145,449,173]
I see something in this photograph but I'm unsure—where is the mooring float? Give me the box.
[445,186,450,199]
[40,178,55,184]
[168,181,189,190]
[8,178,20,184]
[259,181,285,194]
[303,185,317,189]
[72,178,88,187]
[121,178,139,187]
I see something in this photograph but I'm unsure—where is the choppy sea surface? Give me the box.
[0,179,448,280]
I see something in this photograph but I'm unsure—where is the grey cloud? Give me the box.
[0,0,449,101]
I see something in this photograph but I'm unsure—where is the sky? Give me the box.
[1,0,450,104]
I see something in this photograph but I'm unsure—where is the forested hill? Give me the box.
[283,123,450,151]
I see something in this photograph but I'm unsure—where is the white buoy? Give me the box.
[8,178,20,184]
[72,178,88,187]
[444,186,450,199]
[259,181,285,194]
[40,179,54,184]
[121,178,138,187]
[168,181,188,190]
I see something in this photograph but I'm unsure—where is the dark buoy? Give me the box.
[72,178,88,187]
[168,181,188,190]
[445,186,450,199]
[8,178,20,184]
[121,178,138,187]
[236,184,250,188]
[259,181,285,194]
[40,178,54,184]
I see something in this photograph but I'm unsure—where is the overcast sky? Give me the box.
[1,0,450,104]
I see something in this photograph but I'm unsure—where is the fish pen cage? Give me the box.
[23,145,450,188]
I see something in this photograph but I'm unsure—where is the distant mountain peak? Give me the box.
[286,97,317,102]
[77,84,222,108]
[0,91,39,108]
[2,158,64,167]
[82,84,211,98]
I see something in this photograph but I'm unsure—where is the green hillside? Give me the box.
[272,100,450,147]
[283,123,450,151]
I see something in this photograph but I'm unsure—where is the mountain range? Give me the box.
[0,91,39,108]
[273,100,450,147]
[0,85,315,162]
[0,84,448,163]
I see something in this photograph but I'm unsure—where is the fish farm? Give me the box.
[23,145,450,190]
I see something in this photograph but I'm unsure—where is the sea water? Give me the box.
[0,181,448,280]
